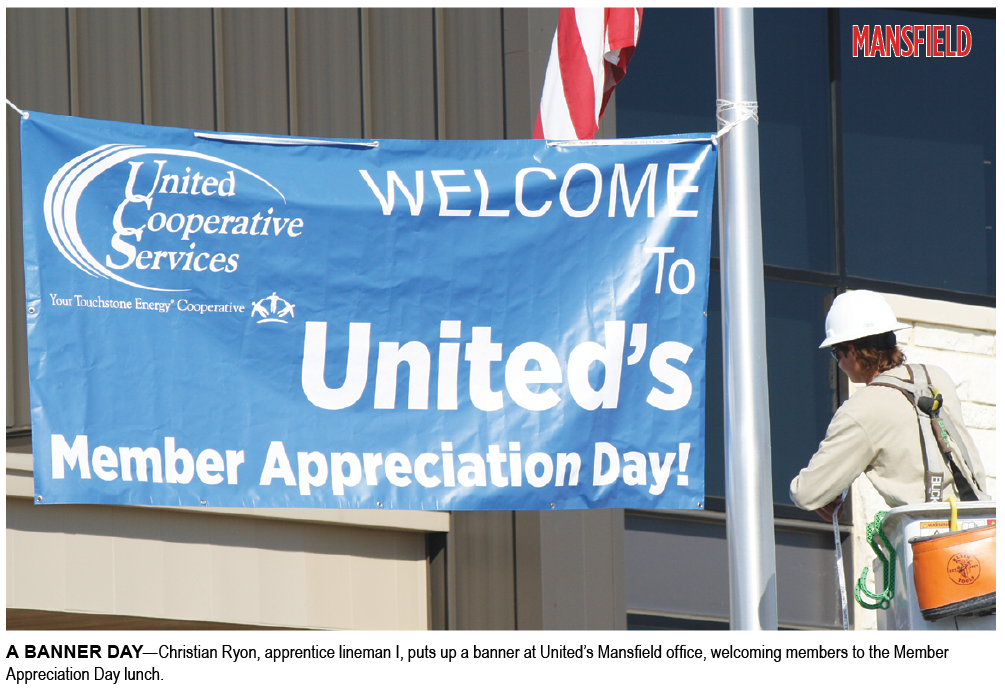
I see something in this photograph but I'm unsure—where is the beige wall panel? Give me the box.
[63,531,116,613]
[210,536,263,625]
[564,508,624,629]
[6,500,428,630]
[538,512,586,628]
[219,8,289,136]
[394,533,428,629]
[5,506,68,611]
[112,533,167,619]
[441,9,504,140]
[366,9,436,139]
[256,521,309,626]
[348,535,401,629]
[146,8,216,130]
[74,9,143,124]
[162,538,214,622]
[450,511,515,630]
[515,509,625,630]
[302,547,353,629]
[292,8,363,139]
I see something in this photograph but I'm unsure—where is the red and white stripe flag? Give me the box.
[533,7,643,140]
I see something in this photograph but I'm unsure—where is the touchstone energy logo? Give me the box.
[43,143,305,291]
[851,24,971,57]
[252,292,296,323]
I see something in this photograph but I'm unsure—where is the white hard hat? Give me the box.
[819,290,910,348]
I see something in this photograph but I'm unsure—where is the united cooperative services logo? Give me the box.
[43,144,304,291]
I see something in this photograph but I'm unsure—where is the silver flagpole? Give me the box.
[714,7,778,630]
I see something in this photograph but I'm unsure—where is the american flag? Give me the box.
[533,7,643,140]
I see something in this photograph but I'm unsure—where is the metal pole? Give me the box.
[714,7,778,631]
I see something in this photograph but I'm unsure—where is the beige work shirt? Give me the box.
[790,364,985,510]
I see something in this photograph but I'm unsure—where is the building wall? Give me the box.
[6,7,994,633]
[5,7,506,631]
[850,294,996,630]
[6,6,631,632]
[6,499,431,630]
[7,440,447,630]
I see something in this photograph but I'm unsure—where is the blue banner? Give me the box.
[20,111,716,511]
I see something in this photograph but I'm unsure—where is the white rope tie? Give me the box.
[6,99,28,119]
[711,99,758,146]
[550,99,758,148]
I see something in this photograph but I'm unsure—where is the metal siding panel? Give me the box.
[348,539,399,629]
[5,503,69,612]
[74,8,144,123]
[367,8,436,139]
[539,511,587,628]
[6,8,70,430]
[7,158,15,428]
[6,499,429,630]
[395,532,429,630]
[502,49,532,140]
[625,514,853,629]
[585,508,625,629]
[514,511,544,629]
[6,111,30,430]
[624,514,730,620]
[442,8,504,140]
[255,520,306,625]
[146,8,215,130]
[451,511,515,630]
[774,526,853,629]
[219,8,289,135]
[426,532,448,629]
[6,8,71,115]
[502,8,557,139]
[536,509,625,630]
[292,8,363,139]
[302,531,354,629]
[111,529,168,619]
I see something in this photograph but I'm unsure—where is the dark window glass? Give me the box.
[616,8,718,138]
[840,9,995,295]
[615,8,720,258]
[704,273,725,498]
[753,9,834,273]
[762,280,835,506]
[617,9,834,272]
[705,276,834,505]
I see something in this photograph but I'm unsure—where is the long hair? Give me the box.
[839,331,905,376]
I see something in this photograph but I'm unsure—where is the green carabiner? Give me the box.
[854,511,896,610]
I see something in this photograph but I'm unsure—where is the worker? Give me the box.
[790,290,988,520]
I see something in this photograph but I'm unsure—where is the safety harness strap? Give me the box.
[869,366,944,502]
[935,410,988,499]
[869,364,982,502]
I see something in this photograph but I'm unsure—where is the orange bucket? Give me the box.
[910,525,996,621]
